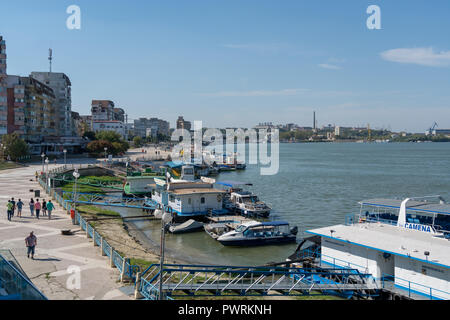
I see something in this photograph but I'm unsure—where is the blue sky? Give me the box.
[1,0,450,132]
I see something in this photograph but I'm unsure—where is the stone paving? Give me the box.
[0,160,134,300]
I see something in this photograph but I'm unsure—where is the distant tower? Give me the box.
[313,111,316,130]
[48,48,52,72]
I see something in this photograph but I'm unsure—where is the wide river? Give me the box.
[118,142,450,266]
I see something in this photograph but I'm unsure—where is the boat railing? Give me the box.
[346,213,450,239]
[291,245,371,276]
[380,273,450,300]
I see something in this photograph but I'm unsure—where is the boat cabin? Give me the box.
[303,197,450,300]
[150,179,228,218]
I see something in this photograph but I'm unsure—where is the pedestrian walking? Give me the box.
[34,199,41,219]
[10,197,16,217]
[42,199,47,216]
[25,232,37,259]
[46,200,54,220]
[29,198,35,216]
[6,200,13,221]
[17,199,23,218]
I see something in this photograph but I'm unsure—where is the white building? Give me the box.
[92,120,125,137]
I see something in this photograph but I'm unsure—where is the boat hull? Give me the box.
[218,235,296,247]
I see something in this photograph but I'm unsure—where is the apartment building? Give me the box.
[0,36,7,136]
[176,116,191,131]
[30,72,73,137]
[134,117,170,138]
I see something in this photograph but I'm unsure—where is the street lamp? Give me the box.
[72,169,80,213]
[159,210,172,300]
[104,147,108,161]
[45,157,49,178]
[41,153,45,174]
[63,149,67,166]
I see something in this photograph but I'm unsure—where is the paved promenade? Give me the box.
[0,161,133,300]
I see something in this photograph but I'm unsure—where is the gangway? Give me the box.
[52,176,124,191]
[138,263,379,300]
[62,192,157,210]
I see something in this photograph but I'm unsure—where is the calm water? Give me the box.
[119,142,450,266]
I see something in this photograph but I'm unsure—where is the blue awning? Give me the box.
[215,181,253,187]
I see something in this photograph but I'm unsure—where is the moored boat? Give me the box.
[168,219,204,234]
[217,221,298,246]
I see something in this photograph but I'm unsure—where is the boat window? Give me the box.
[188,198,191,204]
[243,229,254,237]
[243,196,259,203]
[235,225,247,233]
[201,197,205,204]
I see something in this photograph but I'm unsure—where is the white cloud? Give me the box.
[380,47,450,67]
[318,63,342,70]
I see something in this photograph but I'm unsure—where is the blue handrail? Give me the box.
[0,255,47,300]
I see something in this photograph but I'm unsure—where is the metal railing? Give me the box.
[138,263,378,299]
[291,246,449,300]
[0,254,47,300]
[381,273,449,300]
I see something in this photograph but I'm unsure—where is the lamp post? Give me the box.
[63,149,67,166]
[159,210,172,300]
[41,153,45,174]
[72,169,80,213]
[104,147,108,161]
[45,157,49,179]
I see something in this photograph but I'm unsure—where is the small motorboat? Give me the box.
[168,219,204,234]
[217,221,298,246]
[204,222,233,240]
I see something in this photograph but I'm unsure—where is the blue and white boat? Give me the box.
[148,177,229,222]
[217,221,298,246]
[295,196,450,300]
[216,181,271,218]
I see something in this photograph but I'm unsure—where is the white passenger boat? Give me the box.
[294,196,450,300]
[229,191,271,218]
[217,221,298,246]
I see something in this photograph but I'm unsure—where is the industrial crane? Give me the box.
[426,122,438,136]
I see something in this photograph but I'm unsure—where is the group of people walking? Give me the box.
[6,198,55,221]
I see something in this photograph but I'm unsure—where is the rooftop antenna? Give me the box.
[48,48,53,73]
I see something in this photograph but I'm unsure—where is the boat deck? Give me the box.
[307,222,450,268]
[206,215,256,229]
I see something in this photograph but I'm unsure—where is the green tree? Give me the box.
[1,133,29,161]
[83,131,96,141]
[133,136,143,148]
[87,140,114,156]
[95,131,122,143]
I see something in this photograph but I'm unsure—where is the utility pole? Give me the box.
[125,113,128,141]
[48,49,52,73]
